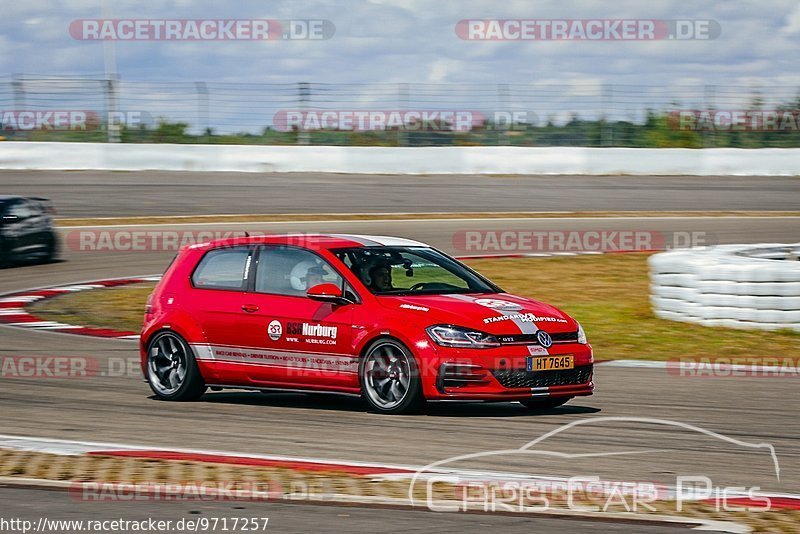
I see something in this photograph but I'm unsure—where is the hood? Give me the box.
[379,292,577,335]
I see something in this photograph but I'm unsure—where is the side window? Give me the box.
[256,246,343,297]
[191,247,251,290]
[6,201,29,219]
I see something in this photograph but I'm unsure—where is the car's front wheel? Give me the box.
[145,331,206,401]
[519,397,571,410]
[360,338,423,414]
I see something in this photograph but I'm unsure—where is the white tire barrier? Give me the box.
[649,244,800,332]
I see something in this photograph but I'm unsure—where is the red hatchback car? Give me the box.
[140,234,594,414]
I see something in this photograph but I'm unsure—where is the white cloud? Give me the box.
[1,0,799,133]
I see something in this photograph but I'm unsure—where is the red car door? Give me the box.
[226,245,359,391]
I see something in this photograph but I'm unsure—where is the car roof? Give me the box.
[188,233,429,252]
[0,195,50,202]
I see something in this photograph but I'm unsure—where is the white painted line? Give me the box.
[0,433,794,524]
[0,477,751,533]
[58,215,800,230]
[597,359,799,375]
[597,360,668,369]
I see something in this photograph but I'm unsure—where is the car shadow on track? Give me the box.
[193,392,601,417]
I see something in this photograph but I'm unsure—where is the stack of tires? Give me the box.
[649,244,800,332]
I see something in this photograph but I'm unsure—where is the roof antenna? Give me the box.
[244,231,250,237]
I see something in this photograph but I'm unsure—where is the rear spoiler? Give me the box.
[29,197,56,215]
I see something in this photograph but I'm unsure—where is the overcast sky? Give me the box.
[2,1,798,132]
[2,0,798,87]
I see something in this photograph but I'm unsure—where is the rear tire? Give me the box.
[145,331,206,401]
[519,397,571,410]
[360,338,424,414]
[41,231,58,263]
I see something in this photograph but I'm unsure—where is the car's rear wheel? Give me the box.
[360,339,423,414]
[519,397,571,410]
[145,331,206,401]
[41,231,57,263]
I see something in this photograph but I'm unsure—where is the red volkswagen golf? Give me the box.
[140,234,594,414]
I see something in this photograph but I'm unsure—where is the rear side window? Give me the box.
[191,247,251,290]
[255,246,343,297]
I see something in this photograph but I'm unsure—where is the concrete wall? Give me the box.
[1,142,799,175]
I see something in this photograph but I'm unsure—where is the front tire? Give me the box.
[519,397,571,410]
[145,331,206,401]
[359,338,424,414]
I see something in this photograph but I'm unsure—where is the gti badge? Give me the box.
[536,330,552,348]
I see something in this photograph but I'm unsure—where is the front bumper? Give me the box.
[421,343,594,401]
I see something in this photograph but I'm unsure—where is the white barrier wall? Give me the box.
[1,142,800,175]
[649,245,800,332]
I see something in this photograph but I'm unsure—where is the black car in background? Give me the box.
[0,196,58,266]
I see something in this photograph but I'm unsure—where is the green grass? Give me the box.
[30,284,155,333]
[468,253,800,361]
[29,254,799,360]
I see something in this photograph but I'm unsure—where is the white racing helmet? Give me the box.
[289,260,327,291]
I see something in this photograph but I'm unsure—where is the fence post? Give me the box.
[602,83,614,146]
[497,83,509,145]
[196,81,209,143]
[298,82,310,145]
[105,77,121,143]
[11,76,25,110]
[703,84,716,148]
[398,83,409,147]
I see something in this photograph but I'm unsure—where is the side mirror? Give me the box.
[307,283,353,305]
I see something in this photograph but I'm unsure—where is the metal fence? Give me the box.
[1,75,799,147]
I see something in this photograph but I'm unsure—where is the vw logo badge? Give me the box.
[536,330,553,348]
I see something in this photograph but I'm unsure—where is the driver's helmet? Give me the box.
[290,261,327,291]
[358,256,391,287]
[358,257,392,287]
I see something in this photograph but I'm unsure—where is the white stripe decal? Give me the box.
[446,294,540,335]
[190,344,358,373]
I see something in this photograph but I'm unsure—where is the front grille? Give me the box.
[497,331,578,345]
[491,365,593,389]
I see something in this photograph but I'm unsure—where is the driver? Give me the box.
[369,264,393,292]
[289,261,328,292]
[305,265,327,289]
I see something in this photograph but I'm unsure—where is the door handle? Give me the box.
[241,304,260,313]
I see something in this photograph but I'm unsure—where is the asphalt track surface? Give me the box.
[1,170,799,216]
[1,171,799,530]
[0,487,696,533]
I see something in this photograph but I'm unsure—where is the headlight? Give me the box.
[426,325,500,349]
[577,323,588,344]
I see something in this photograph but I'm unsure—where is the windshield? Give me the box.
[333,246,500,296]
